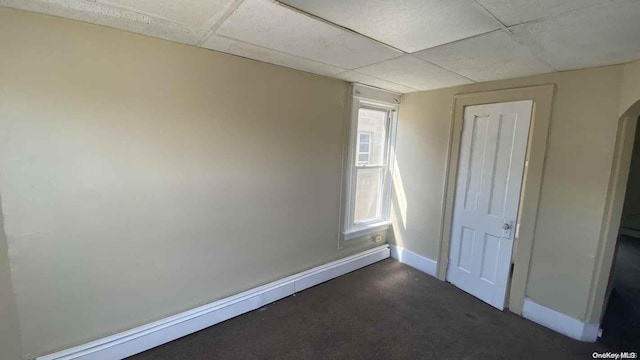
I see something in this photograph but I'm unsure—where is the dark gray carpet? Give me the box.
[130,259,609,360]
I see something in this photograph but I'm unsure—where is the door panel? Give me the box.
[447,100,533,310]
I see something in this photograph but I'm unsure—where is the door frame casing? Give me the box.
[436,85,556,315]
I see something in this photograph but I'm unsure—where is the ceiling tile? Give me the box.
[97,0,236,28]
[333,71,417,94]
[415,31,555,82]
[355,55,473,91]
[0,0,206,45]
[475,0,611,26]
[202,34,345,76]
[510,0,640,71]
[215,0,402,69]
[280,0,502,53]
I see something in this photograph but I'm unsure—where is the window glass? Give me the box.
[356,108,387,166]
[354,168,383,223]
[357,132,371,165]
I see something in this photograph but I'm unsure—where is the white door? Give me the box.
[447,100,533,310]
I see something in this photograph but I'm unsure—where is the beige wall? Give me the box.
[0,8,383,358]
[0,200,22,360]
[390,65,624,320]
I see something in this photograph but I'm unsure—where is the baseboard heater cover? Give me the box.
[37,245,390,360]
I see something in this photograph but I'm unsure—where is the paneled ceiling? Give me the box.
[2,0,640,93]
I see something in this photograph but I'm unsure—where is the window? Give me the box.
[342,85,399,242]
[354,109,387,223]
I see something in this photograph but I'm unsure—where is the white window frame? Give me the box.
[341,84,400,243]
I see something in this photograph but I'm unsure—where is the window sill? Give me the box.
[343,221,392,241]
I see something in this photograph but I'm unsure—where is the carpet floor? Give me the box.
[130,259,611,359]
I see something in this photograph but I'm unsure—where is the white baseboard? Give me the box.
[522,298,599,342]
[37,245,390,360]
[389,245,437,277]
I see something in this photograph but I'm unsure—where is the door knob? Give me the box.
[502,223,511,230]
